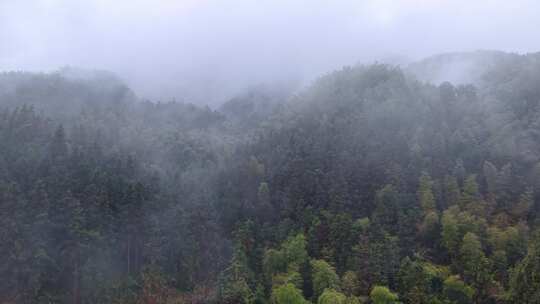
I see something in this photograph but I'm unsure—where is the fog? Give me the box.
[4,1,540,302]
[1,0,540,105]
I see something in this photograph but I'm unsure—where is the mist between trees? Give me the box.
[2,51,540,303]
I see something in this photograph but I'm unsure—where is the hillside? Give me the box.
[2,51,540,303]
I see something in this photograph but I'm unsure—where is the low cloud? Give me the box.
[1,0,539,104]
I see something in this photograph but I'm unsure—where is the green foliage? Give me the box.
[282,234,309,271]
[443,176,461,208]
[459,233,490,300]
[459,175,479,208]
[354,218,371,233]
[219,244,256,304]
[491,250,508,284]
[372,185,401,233]
[318,289,347,304]
[482,161,498,196]
[441,206,486,257]
[366,232,401,287]
[397,258,430,304]
[441,211,461,257]
[311,259,341,300]
[419,211,440,244]
[318,289,363,304]
[510,189,533,218]
[487,225,527,265]
[308,211,356,273]
[272,271,304,290]
[370,286,400,304]
[264,234,308,284]
[508,232,540,303]
[271,283,307,304]
[443,276,474,304]
[341,271,360,296]
[397,259,450,304]
[418,173,436,213]
[3,52,540,302]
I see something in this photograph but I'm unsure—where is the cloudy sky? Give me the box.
[1,0,539,104]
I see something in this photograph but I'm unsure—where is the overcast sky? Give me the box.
[1,0,539,104]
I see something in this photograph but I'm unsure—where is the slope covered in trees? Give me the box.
[2,51,540,303]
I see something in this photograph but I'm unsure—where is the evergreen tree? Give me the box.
[459,233,490,302]
[443,276,473,304]
[508,231,540,303]
[397,257,430,304]
[418,172,436,213]
[443,175,460,208]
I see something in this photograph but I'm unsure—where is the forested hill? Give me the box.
[2,51,540,303]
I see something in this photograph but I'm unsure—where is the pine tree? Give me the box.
[443,276,474,304]
[459,175,479,208]
[418,172,436,213]
[49,124,69,161]
[459,233,491,302]
[508,231,540,304]
[443,175,460,208]
[397,257,430,304]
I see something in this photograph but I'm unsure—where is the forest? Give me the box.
[2,51,540,304]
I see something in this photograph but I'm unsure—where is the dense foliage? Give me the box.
[2,51,540,303]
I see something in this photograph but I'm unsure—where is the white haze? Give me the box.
[1,0,539,105]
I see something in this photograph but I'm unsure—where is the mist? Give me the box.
[4,1,540,303]
[2,0,540,105]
